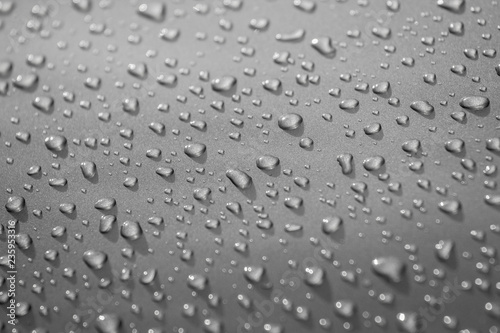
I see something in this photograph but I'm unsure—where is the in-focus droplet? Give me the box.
[226,169,252,190]
[44,135,67,152]
[256,155,280,170]
[459,96,490,111]
[278,113,303,130]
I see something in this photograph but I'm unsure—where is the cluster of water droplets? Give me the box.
[1,0,500,332]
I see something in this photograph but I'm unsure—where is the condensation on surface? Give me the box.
[1,0,500,332]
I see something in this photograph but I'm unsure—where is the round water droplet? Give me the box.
[278,113,303,130]
[120,221,143,240]
[5,196,25,213]
[372,256,405,283]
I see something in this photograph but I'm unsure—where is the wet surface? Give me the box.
[0,0,500,332]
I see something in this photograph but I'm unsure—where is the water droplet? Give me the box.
[410,101,434,116]
[435,240,454,260]
[438,200,462,215]
[396,312,421,333]
[445,139,465,153]
[304,266,324,286]
[184,143,206,158]
[278,113,303,130]
[211,76,237,92]
[244,265,265,283]
[256,155,280,170]
[120,221,143,240]
[334,300,356,318]
[83,250,108,270]
[437,0,464,13]
[339,99,359,110]
[322,216,343,234]
[311,37,336,58]
[372,256,405,283]
[372,81,390,95]
[137,2,166,22]
[262,78,282,92]
[226,169,252,190]
[459,96,490,111]
[94,198,116,211]
[95,313,121,333]
[5,196,25,213]
[187,274,208,290]
[44,135,67,152]
[337,153,354,174]
[363,156,385,171]
[80,161,97,179]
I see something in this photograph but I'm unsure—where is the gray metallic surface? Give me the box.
[0,0,499,332]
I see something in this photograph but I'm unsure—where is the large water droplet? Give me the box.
[459,96,490,111]
[226,169,252,190]
[278,113,303,130]
[5,196,25,213]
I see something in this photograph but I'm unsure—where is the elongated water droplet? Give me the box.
[437,0,464,12]
[410,101,434,116]
[211,76,237,92]
[459,96,490,111]
[256,155,280,170]
[94,198,116,211]
[438,200,461,215]
[80,161,97,179]
[363,156,385,171]
[226,169,252,190]
[337,153,354,174]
